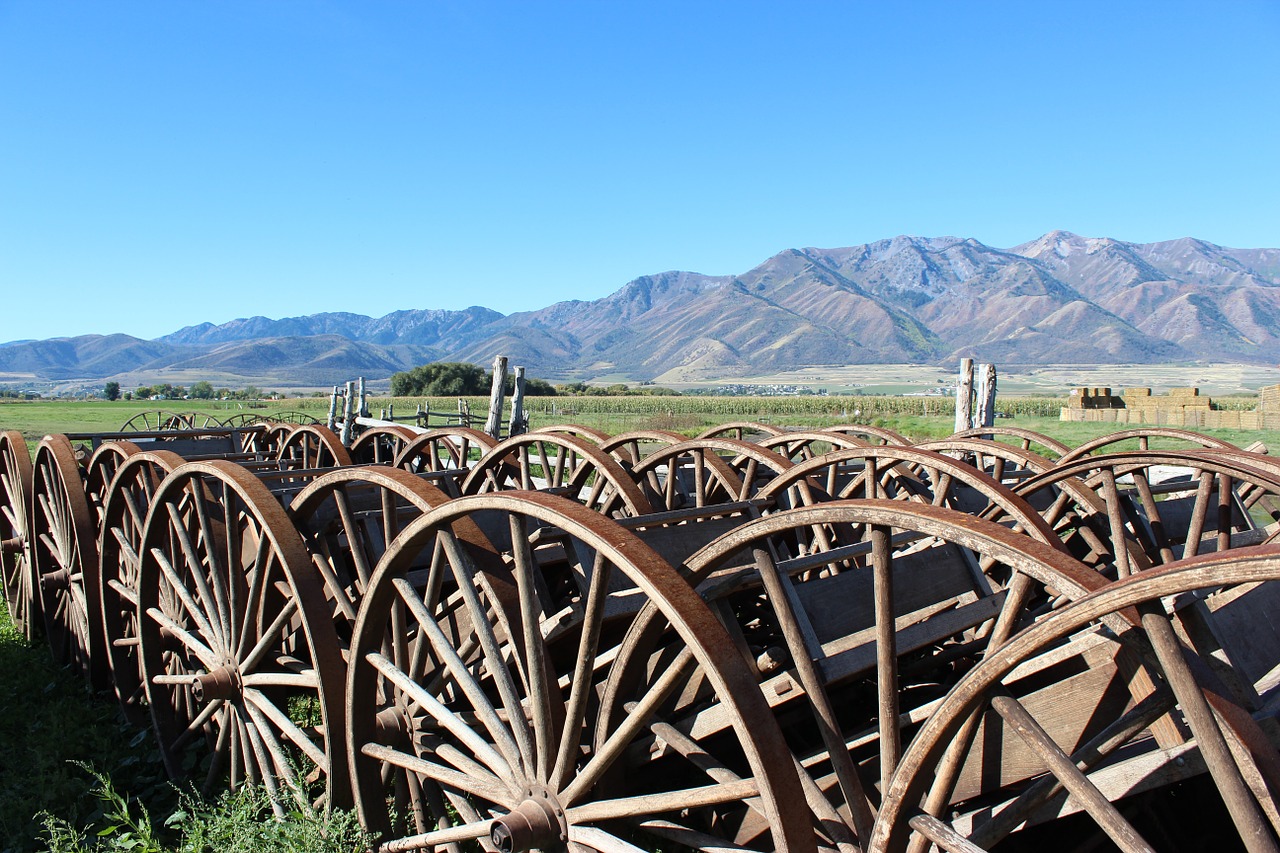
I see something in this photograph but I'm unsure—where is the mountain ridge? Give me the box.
[4,232,1277,388]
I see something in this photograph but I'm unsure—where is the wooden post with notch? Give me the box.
[508,366,527,437]
[484,355,508,440]
[975,362,997,431]
[954,358,974,434]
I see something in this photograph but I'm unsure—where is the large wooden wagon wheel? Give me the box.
[532,423,613,445]
[344,491,816,852]
[698,421,786,441]
[136,461,347,812]
[31,434,106,686]
[349,425,420,465]
[603,501,1104,850]
[120,410,197,432]
[597,429,686,467]
[950,426,1070,460]
[276,424,353,470]
[461,433,653,517]
[1057,427,1239,465]
[85,440,142,526]
[1012,450,1280,575]
[870,547,1280,853]
[619,438,793,512]
[914,438,1059,492]
[98,449,188,725]
[1,430,37,639]
[822,424,911,446]
[759,431,870,464]
[288,467,459,648]
[393,427,498,477]
[756,446,1061,539]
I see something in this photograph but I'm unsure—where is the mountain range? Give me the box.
[4,231,1279,389]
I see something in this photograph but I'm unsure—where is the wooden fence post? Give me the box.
[484,355,508,439]
[954,358,974,434]
[508,366,527,437]
[974,362,998,430]
[327,386,339,431]
[340,380,357,446]
[358,377,368,418]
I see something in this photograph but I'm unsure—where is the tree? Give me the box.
[189,381,215,400]
[391,362,488,396]
[103,381,121,401]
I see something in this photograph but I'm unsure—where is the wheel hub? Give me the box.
[490,784,567,853]
[1,536,21,555]
[191,665,241,704]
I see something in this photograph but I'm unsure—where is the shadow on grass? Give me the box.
[0,608,175,853]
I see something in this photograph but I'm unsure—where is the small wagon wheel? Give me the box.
[1014,450,1280,574]
[1057,427,1239,464]
[950,426,1070,459]
[349,425,420,465]
[0,430,37,639]
[393,427,499,476]
[759,430,871,463]
[914,437,1059,491]
[462,433,653,517]
[219,413,262,428]
[276,424,353,470]
[85,440,143,527]
[344,491,816,852]
[31,434,106,686]
[870,547,1280,853]
[120,410,196,432]
[822,424,912,446]
[288,466,459,647]
[697,421,786,441]
[603,500,1105,849]
[621,438,792,512]
[136,460,347,811]
[98,449,188,724]
[186,412,226,429]
[256,421,296,456]
[268,410,321,426]
[598,429,686,466]
[757,446,1062,539]
[532,423,613,445]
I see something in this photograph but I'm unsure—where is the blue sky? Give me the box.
[2,1,1277,343]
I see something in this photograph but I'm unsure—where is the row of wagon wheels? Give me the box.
[3,419,1280,851]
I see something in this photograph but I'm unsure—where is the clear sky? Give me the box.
[2,1,1277,343]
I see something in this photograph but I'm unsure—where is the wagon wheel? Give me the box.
[85,440,142,526]
[619,438,792,513]
[276,424,353,470]
[950,426,1070,460]
[532,424,613,445]
[219,413,262,428]
[136,460,348,811]
[345,491,816,852]
[1057,427,1239,465]
[184,412,226,429]
[288,467,460,648]
[759,431,870,464]
[31,434,106,686]
[604,501,1106,849]
[1013,450,1280,575]
[698,421,786,441]
[597,429,686,467]
[822,424,911,446]
[870,547,1280,853]
[256,421,296,456]
[349,425,420,465]
[394,427,499,476]
[120,410,196,432]
[1,430,37,640]
[757,446,1063,540]
[462,433,653,517]
[98,449,188,724]
[915,438,1059,492]
[267,410,321,426]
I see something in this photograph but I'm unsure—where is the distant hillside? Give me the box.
[3,232,1278,387]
